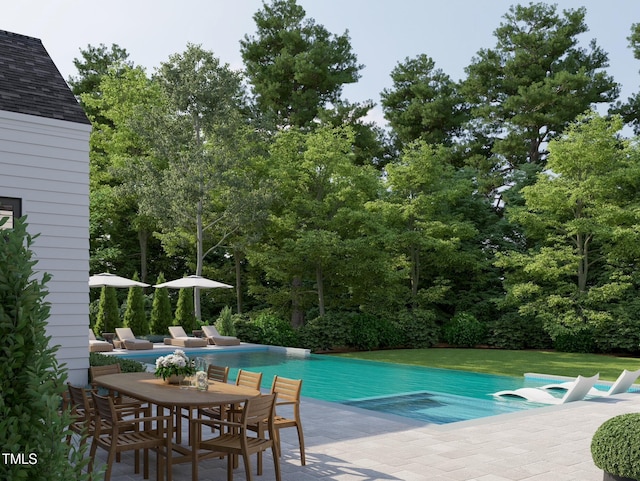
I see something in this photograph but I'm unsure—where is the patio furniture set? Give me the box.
[66,362,305,481]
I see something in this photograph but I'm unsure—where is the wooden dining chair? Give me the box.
[191,393,281,481]
[66,383,94,450]
[250,376,305,470]
[88,392,173,481]
[90,364,149,414]
[199,369,261,422]
[207,364,230,383]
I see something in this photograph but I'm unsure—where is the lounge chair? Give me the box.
[493,373,599,404]
[114,327,153,350]
[541,368,640,397]
[202,324,241,346]
[165,326,208,347]
[89,329,113,352]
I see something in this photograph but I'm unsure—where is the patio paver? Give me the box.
[85,388,640,480]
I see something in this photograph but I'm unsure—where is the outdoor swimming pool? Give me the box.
[118,347,552,425]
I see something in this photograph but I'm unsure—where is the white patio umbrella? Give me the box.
[153,275,232,289]
[89,272,150,288]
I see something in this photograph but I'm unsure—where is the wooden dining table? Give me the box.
[94,372,261,469]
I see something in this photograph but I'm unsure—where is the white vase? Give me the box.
[164,374,184,385]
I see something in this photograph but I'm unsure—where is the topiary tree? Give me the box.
[591,413,640,480]
[174,287,196,333]
[0,217,89,480]
[123,272,148,335]
[150,273,173,335]
[215,306,236,337]
[93,285,120,335]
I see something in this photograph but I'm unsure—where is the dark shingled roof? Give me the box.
[0,30,90,125]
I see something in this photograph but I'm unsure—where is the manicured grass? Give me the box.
[334,348,640,381]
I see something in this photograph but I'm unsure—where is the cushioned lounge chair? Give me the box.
[165,326,208,347]
[89,329,113,352]
[493,373,599,404]
[541,368,640,397]
[202,324,240,346]
[114,327,153,350]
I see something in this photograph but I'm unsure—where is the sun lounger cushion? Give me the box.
[202,325,241,346]
[89,329,113,352]
[115,328,153,350]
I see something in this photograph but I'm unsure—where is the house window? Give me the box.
[0,197,21,230]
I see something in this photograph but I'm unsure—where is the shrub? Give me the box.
[0,218,90,480]
[393,308,439,348]
[253,312,299,347]
[233,315,263,344]
[553,328,597,353]
[298,312,353,351]
[348,313,401,351]
[94,285,121,335]
[215,306,236,337]
[89,352,146,374]
[150,273,172,335]
[443,312,487,347]
[487,311,552,350]
[174,287,196,333]
[591,413,640,479]
[123,273,148,335]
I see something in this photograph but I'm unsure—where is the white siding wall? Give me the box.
[0,109,91,385]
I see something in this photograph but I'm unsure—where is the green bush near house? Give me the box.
[0,218,90,481]
[89,352,146,375]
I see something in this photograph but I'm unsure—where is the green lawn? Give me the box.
[334,348,640,381]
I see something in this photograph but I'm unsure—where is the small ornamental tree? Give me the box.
[0,217,89,480]
[123,273,148,335]
[215,306,236,336]
[174,287,196,333]
[93,285,120,335]
[150,273,173,335]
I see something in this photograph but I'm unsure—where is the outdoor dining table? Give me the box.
[94,372,261,470]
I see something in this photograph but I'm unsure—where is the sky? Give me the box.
[3,0,639,127]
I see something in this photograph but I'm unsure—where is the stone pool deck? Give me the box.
[90,388,640,481]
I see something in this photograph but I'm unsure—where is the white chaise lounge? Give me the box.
[493,374,599,404]
[115,327,153,350]
[541,368,640,397]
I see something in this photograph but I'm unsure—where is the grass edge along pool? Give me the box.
[117,347,548,425]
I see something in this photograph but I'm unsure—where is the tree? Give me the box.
[174,287,196,333]
[611,23,640,134]
[381,54,468,152]
[461,3,619,200]
[135,44,248,319]
[94,285,121,335]
[0,218,89,480]
[497,112,640,348]
[241,0,362,128]
[68,43,132,125]
[247,126,382,324]
[123,273,148,335]
[150,273,173,335]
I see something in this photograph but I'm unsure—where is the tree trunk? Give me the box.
[234,249,243,314]
[291,276,304,328]
[194,199,203,319]
[138,229,148,284]
[316,264,325,317]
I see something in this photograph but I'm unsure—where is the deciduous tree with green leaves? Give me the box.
[497,112,640,348]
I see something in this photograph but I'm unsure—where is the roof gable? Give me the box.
[0,30,90,125]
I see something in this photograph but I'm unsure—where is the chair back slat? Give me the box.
[236,369,263,390]
[91,392,118,425]
[271,376,302,403]
[207,364,230,383]
[244,393,277,427]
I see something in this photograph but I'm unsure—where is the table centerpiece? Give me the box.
[154,349,195,384]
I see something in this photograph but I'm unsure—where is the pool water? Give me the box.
[121,348,551,424]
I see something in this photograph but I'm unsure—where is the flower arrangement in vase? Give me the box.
[154,349,195,383]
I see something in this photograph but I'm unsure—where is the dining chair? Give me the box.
[207,364,230,383]
[90,364,150,414]
[88,392,173,481]
[199,369,261,422]
[250,376,305,470]
[191,393,281,481]
[66,383,94,450]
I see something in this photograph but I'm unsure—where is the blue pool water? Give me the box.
[119,348,552,425]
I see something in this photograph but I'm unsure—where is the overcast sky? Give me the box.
[3,1,639,127]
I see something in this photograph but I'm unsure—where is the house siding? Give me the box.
[0,109,91,385]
